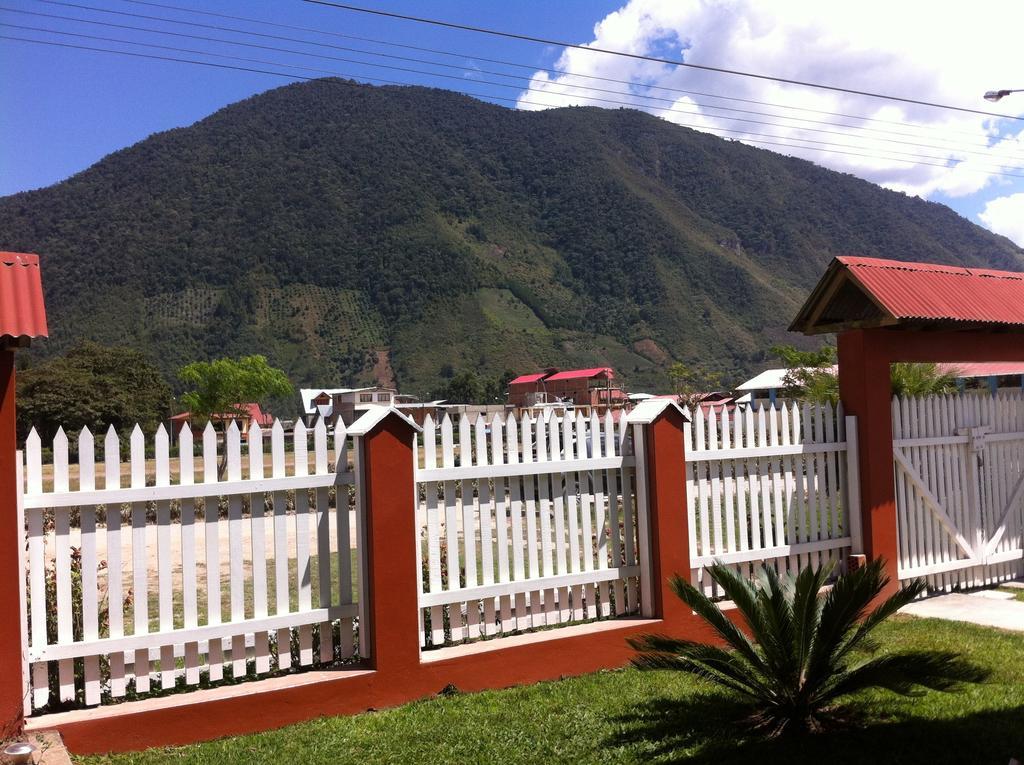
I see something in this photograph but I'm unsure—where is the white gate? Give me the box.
[893,392,1024,588]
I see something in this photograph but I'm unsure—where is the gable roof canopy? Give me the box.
[0,251,48,345]
[790,255,1024,335]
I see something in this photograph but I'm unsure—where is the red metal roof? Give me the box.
[0,251,48,341]
[839,255,1024,325]
[509,372,549,385]
[545,367,615,382]
[940,362,1024,377]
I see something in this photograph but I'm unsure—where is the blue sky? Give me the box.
[0,1,619,194]
[3,0,1024,246]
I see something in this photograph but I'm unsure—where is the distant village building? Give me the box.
[506,367,628,416]
[169,403,274,439]
[299,386,420,426]
[735,362,1024,409]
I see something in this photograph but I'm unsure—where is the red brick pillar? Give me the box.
[350,409,422,675]
[629,400,692,627]
[838,329,899,591]
[0,349,25,737]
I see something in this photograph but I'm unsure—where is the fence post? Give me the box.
[349,408,422,673]
[837,330,900,591]
[844,414,864,556]
[0,349,25,737]
[628,399,691,627]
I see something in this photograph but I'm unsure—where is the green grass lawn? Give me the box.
[80,616,1024,765]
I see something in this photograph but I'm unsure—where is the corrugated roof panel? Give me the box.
[0,251,48,341]
[509,372,549,385]
[545,367,615,382]
[838,255,1024,325]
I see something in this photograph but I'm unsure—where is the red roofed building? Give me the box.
[1,251,48,733]
[170,402,275,439]
[506,366,627,415]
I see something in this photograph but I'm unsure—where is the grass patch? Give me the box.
[998,587,1024,603]
[80,616,1024,765]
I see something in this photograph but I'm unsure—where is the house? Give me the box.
[506,367,627,416]
[735,362,1024,408]
[169,402,275,438]
[300,386,417,426]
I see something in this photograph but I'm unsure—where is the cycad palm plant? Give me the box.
[629,560,985,736]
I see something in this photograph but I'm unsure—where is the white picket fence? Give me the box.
[20,418,360,713]
[685,403,860,594]
[415,410,643,647]
[893,392,1024,590]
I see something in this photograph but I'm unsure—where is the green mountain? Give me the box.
[2,78,1021,395]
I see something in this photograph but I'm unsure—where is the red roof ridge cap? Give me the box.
[837,255,1024,281]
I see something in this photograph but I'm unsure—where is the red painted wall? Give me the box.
[0,350,24,740]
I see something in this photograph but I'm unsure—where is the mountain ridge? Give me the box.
[1,78,1020,394]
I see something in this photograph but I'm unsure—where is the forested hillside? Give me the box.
[2,78,1020,394]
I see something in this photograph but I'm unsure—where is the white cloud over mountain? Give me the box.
[979,193,1024,246]
[516,1,1024,207]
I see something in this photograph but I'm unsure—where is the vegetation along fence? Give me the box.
[685,402,861,596]
[415,411,643,647]
[19,418,360,713]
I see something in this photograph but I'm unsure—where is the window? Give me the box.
[377,393,391,402]
[359,393,373,403]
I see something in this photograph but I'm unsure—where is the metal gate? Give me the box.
[893,392,1024,588]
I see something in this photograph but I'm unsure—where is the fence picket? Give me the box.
[155,425,176,689]
[180,426,201,684]
[77,428,101,705]
[292,421,314,666]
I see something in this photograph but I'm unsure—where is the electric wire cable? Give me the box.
[6,32,1024,181]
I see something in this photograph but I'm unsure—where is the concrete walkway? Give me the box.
[900,582,1024,632]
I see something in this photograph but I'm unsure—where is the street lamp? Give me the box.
[984,88,1024,102]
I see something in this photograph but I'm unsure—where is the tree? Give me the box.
[667,362,723,411]
[433,369,516,405]
[178,355,292,426]
[16,342,172,442]
[629,560,985,737]
[771,345,960,404]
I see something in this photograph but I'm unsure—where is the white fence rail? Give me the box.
[415,411,642,647]
[685,403,859,593]
[20,418,361,713]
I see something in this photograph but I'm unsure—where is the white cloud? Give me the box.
[516,0,1024,200]
[979,193,1024,246]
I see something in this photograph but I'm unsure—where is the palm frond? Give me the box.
[667,572,768,676]
[819,651,989,703]
[630,642,768,699]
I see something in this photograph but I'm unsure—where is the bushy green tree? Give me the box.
[667,362,723,411]
[16,342,172,441]
[434,369,515,404]
[178,355,292,424]
[630,560,985,736]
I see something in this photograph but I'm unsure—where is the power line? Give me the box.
[38,0,1017,145]
[12,4,1024,163]
[302,0,1024,122]
[7,32,1024,181]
